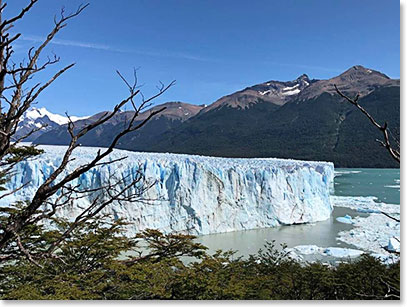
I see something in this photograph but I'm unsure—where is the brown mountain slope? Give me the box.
[297,65,399,101]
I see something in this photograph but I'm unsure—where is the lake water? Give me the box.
[334,168,400,204]
[195,168,400,257]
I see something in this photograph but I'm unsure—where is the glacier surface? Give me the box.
[1,145,334,236]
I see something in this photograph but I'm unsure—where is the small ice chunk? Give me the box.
[292,245,321,255]
[323,247,364,258]
[371,253,399,265]
[336,215,354,224]
[285,250,304,261]
[387,237,400,252]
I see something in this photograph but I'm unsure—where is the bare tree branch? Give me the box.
[0,1,176,264]
[334,84,400,163]
[14,231,43,268]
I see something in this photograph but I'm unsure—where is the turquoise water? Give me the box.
[196,168,400,256]
[334,168,400,204]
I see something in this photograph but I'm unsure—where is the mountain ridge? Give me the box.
[34,101,204,147]
[33,65,400,167]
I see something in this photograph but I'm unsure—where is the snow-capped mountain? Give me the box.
[23,107,88,125]
[250,73,312,102]
[16,107,89,142]
[201,74,314,112]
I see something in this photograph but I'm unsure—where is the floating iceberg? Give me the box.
[290,245,321,255]
[1,145,334,236]
[322,247,364,258]
[336,215,354,224]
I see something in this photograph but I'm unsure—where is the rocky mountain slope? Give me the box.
[202,73,314,112]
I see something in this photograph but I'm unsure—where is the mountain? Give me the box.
[16,107,89,142]
[296,65,398,101]
[145,66,399,168]
[201,73,314,113]
[34,65,400,168]
[34,102,204,149]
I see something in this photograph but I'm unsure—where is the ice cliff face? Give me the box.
[1,145,334,236]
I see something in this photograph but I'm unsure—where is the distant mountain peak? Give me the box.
[296,73,310,81]
[79,101,204,126]
[202,75,313,113]
[295,65,398,101]
[138,101,204,121]
[23,107,89,125]
[17,107,90,142]
[339,65,390,80]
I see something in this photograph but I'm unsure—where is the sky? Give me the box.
[5,0,400,116]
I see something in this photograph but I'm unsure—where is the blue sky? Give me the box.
[5,0,400,116]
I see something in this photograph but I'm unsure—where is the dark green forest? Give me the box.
[0,217,400,300]
[148,86,400,168]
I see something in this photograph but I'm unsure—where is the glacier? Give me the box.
[1,145,334,236]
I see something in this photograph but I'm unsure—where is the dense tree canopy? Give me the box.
[0,217,400,300]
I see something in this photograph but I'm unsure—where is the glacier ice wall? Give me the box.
[1,145,334,235]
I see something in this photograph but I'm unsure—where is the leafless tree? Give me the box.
[334,85,400,223]
[0,0,174,266]
[334,85,400,163]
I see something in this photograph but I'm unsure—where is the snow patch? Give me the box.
[283,84,300,91]
[281,84,301,96]
[259,90,272,96]
[282,88,301,96]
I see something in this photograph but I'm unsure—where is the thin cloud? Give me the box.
[265,61,344,74]
[22,35,126,52]
[20,35,214,62]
